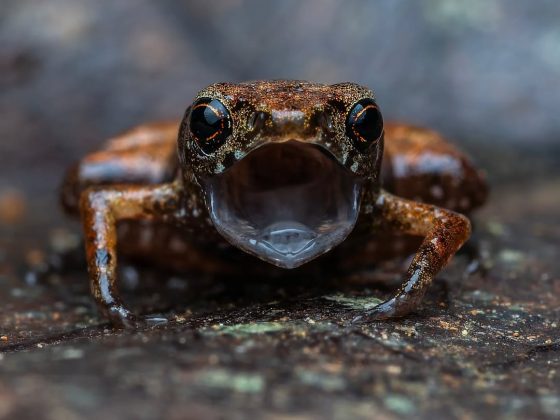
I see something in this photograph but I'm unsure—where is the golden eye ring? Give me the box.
[189,98,232,155]
[345,98,384,153]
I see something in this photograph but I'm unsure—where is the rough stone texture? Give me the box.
[1,1,559,419]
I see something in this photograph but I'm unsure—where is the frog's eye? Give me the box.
[189,98,232,155]
[345,98,383,152]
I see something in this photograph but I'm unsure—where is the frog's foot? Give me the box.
[105,304,170,329]
[350,296,420,324]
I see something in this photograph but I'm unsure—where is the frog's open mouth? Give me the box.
[201,141,362,268]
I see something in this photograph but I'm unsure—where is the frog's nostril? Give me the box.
[248,111,267,132]
[271,110,305,132]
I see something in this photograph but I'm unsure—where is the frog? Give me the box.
[60,80,487,328]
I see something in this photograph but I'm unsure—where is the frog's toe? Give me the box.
[114,314,170,329]
[142,314,170,326]
[350,297,416,324]
[103,301,176,329]
[104,305,154,329]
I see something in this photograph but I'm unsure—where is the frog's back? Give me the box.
[61,121,180,214]
[382,122,487,214]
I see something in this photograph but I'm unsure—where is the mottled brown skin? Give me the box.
[61,81,487,328]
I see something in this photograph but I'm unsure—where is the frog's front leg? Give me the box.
[80,181,185,328]
[355,190,471,322]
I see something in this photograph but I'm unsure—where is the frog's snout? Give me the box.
[200,141,362,268]
[258,108,331,141]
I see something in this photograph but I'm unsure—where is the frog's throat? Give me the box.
[200,140,363,269]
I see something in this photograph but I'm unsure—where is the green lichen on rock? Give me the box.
[203,320,335,338]
[211,321,288,336]
[323,293,383,310]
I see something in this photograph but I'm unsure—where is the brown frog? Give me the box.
[61,81,487,328]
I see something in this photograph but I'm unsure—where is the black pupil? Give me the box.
[346,99,383,152]
[189,98,231,154]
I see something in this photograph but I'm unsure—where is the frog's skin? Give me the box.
[61,81,487,328]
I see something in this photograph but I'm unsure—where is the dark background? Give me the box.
[1,1,559,419]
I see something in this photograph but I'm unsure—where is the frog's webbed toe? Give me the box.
[104,304,140,329]
[350,297,421,325]
[102,301,171,329]
[117,314,170,330]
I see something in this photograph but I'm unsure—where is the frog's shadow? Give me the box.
[121,234,483,321]
[34,237,468,322]
[116,255,453,321]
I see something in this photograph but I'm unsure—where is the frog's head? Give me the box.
[178,81,384,268]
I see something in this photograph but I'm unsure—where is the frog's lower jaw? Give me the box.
[201,141,362,269]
